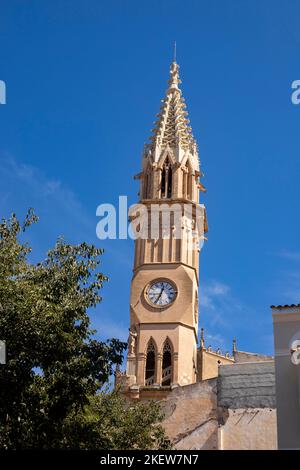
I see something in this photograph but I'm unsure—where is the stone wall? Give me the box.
[218,361,276,408]
[160,380,218,450]
[217,361,277,450]
[155,361,277,450]
[218,408,277,450]
[197,348,234,381]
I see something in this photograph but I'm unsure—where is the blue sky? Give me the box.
[1,0,300,356]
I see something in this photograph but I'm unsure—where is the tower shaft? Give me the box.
[125,61,207,392]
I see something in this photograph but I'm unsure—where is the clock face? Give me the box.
[147,280,177,307]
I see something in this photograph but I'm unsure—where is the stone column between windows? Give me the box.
[172,352,179,385]
[154,168,162,199]
[155,352,163,386]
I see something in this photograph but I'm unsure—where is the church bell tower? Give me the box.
[125,60,207,392]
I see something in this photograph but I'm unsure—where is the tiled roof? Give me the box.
[271,304,300,309]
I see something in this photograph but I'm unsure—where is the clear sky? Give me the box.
[1,0,300,356]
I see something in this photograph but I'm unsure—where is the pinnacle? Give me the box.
[149,61,196,152]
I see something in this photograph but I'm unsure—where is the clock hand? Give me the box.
[155,287,164,303]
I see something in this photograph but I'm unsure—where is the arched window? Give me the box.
[162,339,173,386]
[161,157,172,199]
[161,168,166,197]
[145,339,156,386]
[167,167,172,198]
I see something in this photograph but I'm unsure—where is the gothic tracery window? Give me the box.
[162,338,173,386]
[145,338,156,385]
[161,157,172,199]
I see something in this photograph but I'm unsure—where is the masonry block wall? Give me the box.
[149,361,277,450]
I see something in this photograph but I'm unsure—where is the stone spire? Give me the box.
[149,61,197,159]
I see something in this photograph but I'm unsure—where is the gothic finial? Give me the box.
[167,61,181,93]
[200,327,205,350]
[174,41,177,62]
[233,338,237,353]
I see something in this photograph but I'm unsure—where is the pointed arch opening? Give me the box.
[161,167,166,197]
[160,157,172,199]
[162,338,173,386]
[167,166,172,198]
[145,338,156,386]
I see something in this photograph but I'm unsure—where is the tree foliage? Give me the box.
[0,210,171,449]
[63,390,171,450]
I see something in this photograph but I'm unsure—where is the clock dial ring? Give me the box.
[145,279,177,308]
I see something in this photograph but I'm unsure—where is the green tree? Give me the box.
[0,210,171,449]
[63,390,171,450]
